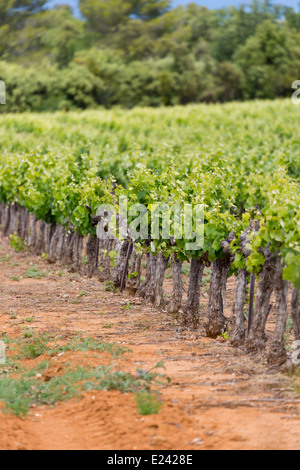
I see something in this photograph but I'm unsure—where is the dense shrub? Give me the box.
[1,1,300,111]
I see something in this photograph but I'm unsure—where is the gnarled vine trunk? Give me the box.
[183,258,205,328]
[8,203,19,236]
[267,261,289,366]
[137,253,152,298]
[35,220,46,256]
[127,248,142,293]
[111,239,131,288]
[48,225,65,264]
[206,257,231,338]
[27,214,37,251]
[142,252,169,309]
[85,234,98,278]
[70,232,83,273]
[168,254,183,314]
[16,206,28,240]
[246,251,278,353]
[45,223,55,254]
[63,230,75,266]
[153,253,169,309]
[99,238,114,282]
[230,268,248,347]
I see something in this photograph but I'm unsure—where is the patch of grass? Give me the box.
[23,317,35,323]
[0,359,169,417]
[24,265,48,279]
[84,363,170,395]
[10,333,130,361]
[104,281,118,293]
[79,290,88,297]
[10,275,21,282]
[164,269,172,279]
[0,256,11,263]
[135,391,163,415]
[202,275,211,286]
[52,336,130,358]
[181,263,191,277]
[123,301,133,310]
[0,333,15,344]
[24,360,50,377]
[15,333,51,359]
[0,368,84,416]
[287,316,294,332]
[103,323,112,329]
[22,328,34,339]
[284,332,293,350]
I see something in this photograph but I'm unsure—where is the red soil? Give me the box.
[0,239,299,450]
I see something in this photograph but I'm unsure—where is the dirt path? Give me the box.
[0,238,300,450]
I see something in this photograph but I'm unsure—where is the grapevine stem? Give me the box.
[248,273,256,336]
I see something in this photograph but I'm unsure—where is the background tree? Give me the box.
[1,0,300,111]
[79,0,170,34]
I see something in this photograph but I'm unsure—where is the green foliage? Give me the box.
[24,265,48,279]
[9,233,26,253]
[135,391,163,415]
[80,0,170,34]
[0,332,168,417]
[123,301,134,310]
[218,331,230,341]
[16,333,51,359]
[104,280,118,293]
[7,332,130,362]
[0,99,299,288]
[79,290,88,297]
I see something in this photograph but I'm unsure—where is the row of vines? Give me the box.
[0,100,299,367]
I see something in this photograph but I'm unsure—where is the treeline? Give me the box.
[1,0,300,111]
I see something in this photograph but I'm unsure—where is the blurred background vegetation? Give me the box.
[1,0,300,111]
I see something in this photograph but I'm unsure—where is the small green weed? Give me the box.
[0,256,11,263]
[25,265,48,279]
[135,391,163,415]
[104,281,118,293]
[123,301,133,310]
[79,291,88,297]
[9,233,27,253]
[218,331,230,341]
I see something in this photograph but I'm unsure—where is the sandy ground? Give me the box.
[0,238,300,450]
